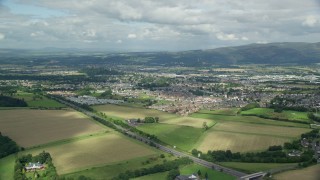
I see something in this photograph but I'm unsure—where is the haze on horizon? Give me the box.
[0,0,320,51]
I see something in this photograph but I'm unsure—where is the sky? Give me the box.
[0,0,319,51]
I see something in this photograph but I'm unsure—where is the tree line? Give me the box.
[0,132,20,158]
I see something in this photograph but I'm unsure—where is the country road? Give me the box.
[52,96,248,178]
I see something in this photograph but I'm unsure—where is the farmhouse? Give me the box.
[25,162,44,171]
[288,150,301,157]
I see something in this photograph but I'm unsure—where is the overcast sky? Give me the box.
[0,0,319,51]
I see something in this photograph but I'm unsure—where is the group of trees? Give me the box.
[0,95,27,107]
[239,103,260,112]
[143,117,159,123]
[14,151,57,180]
[269,96,309,112]
[0,132,20,159]
[308,112,320,123]
[112,157,192,180]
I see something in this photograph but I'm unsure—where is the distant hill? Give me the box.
[0,42,319,66]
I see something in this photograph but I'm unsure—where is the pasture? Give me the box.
[14,92,65,108]
[274,165,320,180]
[219,162,297,173]
[24,133,157,174]
[0,109,106,147]
[137,123,203,151]
[240,108,310,122]
[161,116,215,128]
[132,171,168,180]
[191,113,309,128]
[198,108,239,116]
[93,104,177,121]
[0,154,15,180]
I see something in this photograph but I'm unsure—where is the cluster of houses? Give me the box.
[66,95,124,105]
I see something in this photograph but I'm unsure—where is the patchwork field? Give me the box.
[0,109,106,147]
[274,165,320,180]
[137,123,203,151]
[24,133,157,174]
[93,104,177,121]
[241,108,310,122]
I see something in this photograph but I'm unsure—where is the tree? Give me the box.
[202,122,208,130]
[197,169,202,176]
[205,172,209,180]
[167,169,180,180]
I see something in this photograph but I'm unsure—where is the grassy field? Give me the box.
[65,155,174,180]
[0,109,106,147]
[23,133,157,174]
[198,108,239,116]
[137,123,203,151]
[219,162,297,173]
[14,92,66,108]
[196,131,293,152]
[240,108,310,122]
[274,165,320,180]
[180,164,236,180]
[191,113,309,128]
[132,171,169,180]
[0,154,15,180]
[161,116,215,128]
[93,104,177,121]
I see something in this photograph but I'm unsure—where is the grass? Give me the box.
[0,109,106,147]
[191,113,309,128]
[198,108,239,116]
[0,154,15,180]
[240,108,310,122]
[14,92,66,108]
[219,162,297,173]
[137,123,203,152]
[132,171,169,180]
[22,133,157,174]
[161,116,215,128]
[93,104,178,121]
[274,164,320,180]
[180,164,236,180]
[64,155,174,180]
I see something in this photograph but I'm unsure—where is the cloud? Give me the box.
[302,15,318,27]
[0,33,5,40]
[116,39,122,43]
[127,33,137,39]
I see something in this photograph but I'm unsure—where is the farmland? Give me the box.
[274,165,320,180]
[0,109,106,147]
[23,133,157,174]
[93,104,177,121]
[240,108,310,122]
[14,92,66,108]
[137,123,203,151]
[0,154,15,180]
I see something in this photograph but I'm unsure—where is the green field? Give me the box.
[93,104,177,121]
[23,133,157,174]
[0,155,15,180]
[14,92,65,108]
[240,108,310,122]
[191,112,309,128]
[64,155,174,180]
[180,164,236,180]
[137,123,203,151]
[198,108,239,116]
[219,162,297,173]
[132,171,169,180]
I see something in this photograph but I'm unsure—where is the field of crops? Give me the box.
[240,108,310,122]
[0,109,106,147]
[274,165,320,180]
[24,133,157,174]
